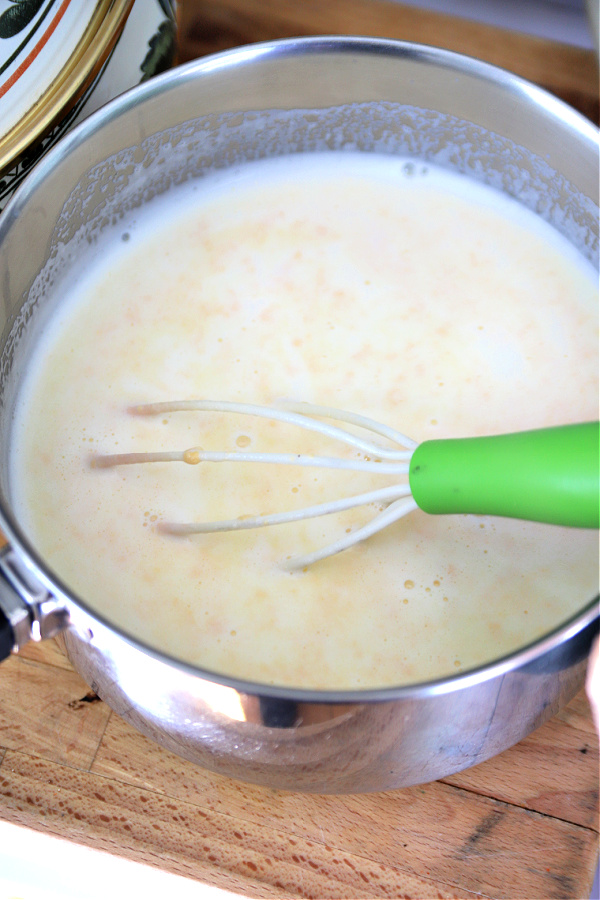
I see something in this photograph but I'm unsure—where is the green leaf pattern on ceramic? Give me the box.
[141,0,176,81]
[0,0,45,40]
[0,0,179,212]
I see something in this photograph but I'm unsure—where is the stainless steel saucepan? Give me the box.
[0,37,597,793]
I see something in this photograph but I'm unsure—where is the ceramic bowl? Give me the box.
[0,0,177,213]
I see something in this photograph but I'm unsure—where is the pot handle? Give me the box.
[0,544,69,661]
[0,608,14,661]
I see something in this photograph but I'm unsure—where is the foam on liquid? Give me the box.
[10,153,599,689]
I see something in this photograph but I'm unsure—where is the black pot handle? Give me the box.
[0,544,69,661]
[0,559,33,661]
[0,607,14,661]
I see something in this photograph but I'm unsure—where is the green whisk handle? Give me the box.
[409,422,599,528]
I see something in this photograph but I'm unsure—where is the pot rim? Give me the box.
[3,32,598,177]
[0,34,598,703]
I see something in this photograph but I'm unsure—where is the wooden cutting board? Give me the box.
[176,0,599,122]
[1,638,598,898]
[0,2,598,897]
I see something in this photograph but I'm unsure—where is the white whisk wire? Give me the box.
[161,484,412,535]
[129,399,415,460]
[287,497,420,570]
[275,400,418,449]
[91,400,420,567]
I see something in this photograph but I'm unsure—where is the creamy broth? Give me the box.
[11,153,599,689]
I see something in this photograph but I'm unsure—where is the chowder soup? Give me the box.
[11,153,599,689]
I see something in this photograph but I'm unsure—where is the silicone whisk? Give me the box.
[92,401,599,569]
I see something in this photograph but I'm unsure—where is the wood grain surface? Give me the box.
[1,640,598,898]
[1,2,598,898]
[177,0,599,122]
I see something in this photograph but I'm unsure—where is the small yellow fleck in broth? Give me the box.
[10,153,599,690]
